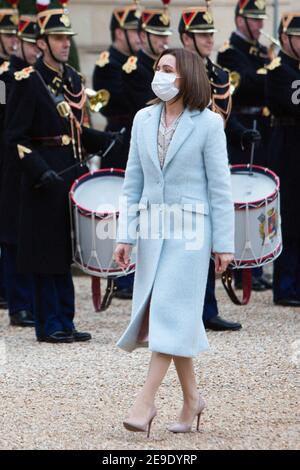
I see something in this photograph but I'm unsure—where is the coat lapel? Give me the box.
[142,105,201,174]
[143,103,163,173]
[162,109,198,172]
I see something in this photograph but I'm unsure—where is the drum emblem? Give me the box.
[258,208,277,245]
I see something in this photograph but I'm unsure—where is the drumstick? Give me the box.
[58,127,126,177]
[249,120,257,177]
[35,128,126,188]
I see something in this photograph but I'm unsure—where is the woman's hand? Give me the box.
[214,253,234,274]
[114,243,133,269]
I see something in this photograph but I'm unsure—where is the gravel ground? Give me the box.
[0,273,299,450]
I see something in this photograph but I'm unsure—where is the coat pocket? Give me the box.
[181,196,210,215]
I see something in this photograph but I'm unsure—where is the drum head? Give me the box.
[72,173,124,214]
[231,171,276,204]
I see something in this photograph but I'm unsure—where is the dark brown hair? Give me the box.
[150,48,211,111]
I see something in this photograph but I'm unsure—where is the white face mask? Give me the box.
[151,71,180,102]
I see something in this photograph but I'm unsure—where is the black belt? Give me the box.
[32,135,72,147]
[272,116,300,127]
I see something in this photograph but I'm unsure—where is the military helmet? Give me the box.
[36,0,75,36]
[0,0,19,35]
[18,0,38,43]
[110,1,140,33]
[235,0,267,19]
[178,2,217,35]
[279,12,300,37]
[140,0,172,36]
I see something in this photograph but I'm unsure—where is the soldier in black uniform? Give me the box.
[217,0,272,291]
[0,0,19,310]
[266,13,300,307]
[5,2,114,342]
[217,0,270,165]
[179,3,256,332]
[0,1,40,327]
[122,1,173,114]
[0,1,18,67]
[92,1,141,170]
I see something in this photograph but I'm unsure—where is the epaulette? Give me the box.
[14,66,35,81]
[266,57,282,71]
[66,64,85,82]
[96,51,110,68]
[66,63,82,76]
[0,61,9,76]
[219,41,232,53]
[122,56,138,74]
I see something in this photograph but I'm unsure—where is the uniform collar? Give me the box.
[36,57,63,80]
[138,49,156,71]
[110,45,129,65]
[280,50,300,70]
[235,29,256,45]
[10,55,28,72]
[230,31,264,55]
[36,57,70,94]
[43,59,63,77]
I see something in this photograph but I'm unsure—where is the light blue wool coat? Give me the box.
[117,103,235,358]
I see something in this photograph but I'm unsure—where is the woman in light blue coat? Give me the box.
[114,49,235,437]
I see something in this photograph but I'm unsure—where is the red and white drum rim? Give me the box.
[231,243,282,268]
[231,164,280,210]
[70,168,125,219]
[74,257,135,275]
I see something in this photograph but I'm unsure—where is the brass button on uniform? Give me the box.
[62,135,71,146]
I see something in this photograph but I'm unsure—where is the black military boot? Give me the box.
[0,296,8,309]
[38,331,74,343]
[10,310,35,327]
[204,316,242,331]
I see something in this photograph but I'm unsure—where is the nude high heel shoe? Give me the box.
[167,395,206,433]
[123,407,157,438]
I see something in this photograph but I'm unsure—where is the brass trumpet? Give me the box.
[260,29,281,48]
[260,30,281,61]
[229,71,241,95]
[85,88,111,113]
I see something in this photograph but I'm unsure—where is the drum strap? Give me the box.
[221,269,252,306]
[91,276,101,312]
[91,277,116,312]
[101,279,116,311]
